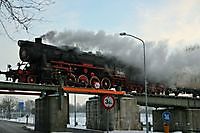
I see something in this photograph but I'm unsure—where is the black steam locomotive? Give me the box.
[0,38,169,95]
[1,38,131,91]
[2,38,200,97]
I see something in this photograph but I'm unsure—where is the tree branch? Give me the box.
[0,0,54,39]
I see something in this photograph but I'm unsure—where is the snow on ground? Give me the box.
[25,125,34,130]
[0,113,182,133]
[0,114,34,124]
[68,113,86,128]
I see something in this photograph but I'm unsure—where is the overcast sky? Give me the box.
[0,0,200,103]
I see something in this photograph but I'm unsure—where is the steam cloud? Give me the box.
[41,30,200,86]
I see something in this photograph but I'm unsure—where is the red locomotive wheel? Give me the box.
[90,76,100,89]
[27,75,36,83]
[78,75,89,87]
[101,77,111,89]
[65,73,76,86]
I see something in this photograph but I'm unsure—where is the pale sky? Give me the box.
[0,0,200,103]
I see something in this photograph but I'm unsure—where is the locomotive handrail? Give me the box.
[51,61,105,70]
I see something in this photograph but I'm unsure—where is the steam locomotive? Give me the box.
[0,38,166,94]
[1,38,200,97]
[0,38,126,90]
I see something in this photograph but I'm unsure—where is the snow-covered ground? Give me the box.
[0,113,182,133]
[0,114,34,124]
[68,112,86,129]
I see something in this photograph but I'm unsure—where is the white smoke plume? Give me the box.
[41,30,200,86]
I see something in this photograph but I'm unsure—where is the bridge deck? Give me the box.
[1,81,200,108]
[0,81,58,91]
[0,81,125,95]
[129,93,200,108]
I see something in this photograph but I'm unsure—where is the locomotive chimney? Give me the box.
[35,38,42,43]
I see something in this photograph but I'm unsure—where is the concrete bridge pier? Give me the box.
[153,108,200,133]
[86,96,141,131]
[35,94,69,132]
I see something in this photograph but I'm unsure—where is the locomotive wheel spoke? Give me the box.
[78,75,89,87]
[65,73,76,86]
[101,77,111,89]
[90,76,100,89]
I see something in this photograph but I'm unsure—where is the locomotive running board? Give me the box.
[63,87,126,95]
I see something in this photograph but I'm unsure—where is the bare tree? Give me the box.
[0,0,54,39]
[0,96,17,119]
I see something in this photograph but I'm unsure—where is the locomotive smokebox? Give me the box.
[35,38,42,43]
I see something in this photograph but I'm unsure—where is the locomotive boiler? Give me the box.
[18,38,111,67]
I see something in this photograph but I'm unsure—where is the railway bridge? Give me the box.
[128,93,200,108]
[1,81,199,108]
[0,81,200,132]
